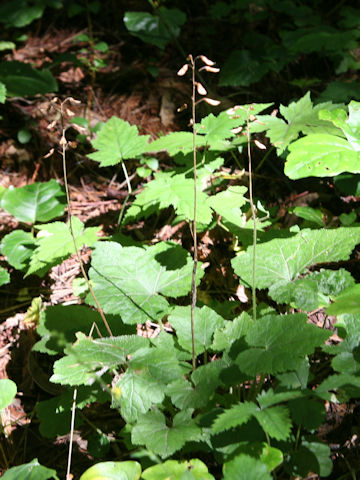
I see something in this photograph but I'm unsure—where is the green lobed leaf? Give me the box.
[288,398,326,430]
[223,454,272,480]
[142,458,214,480]
[131,409,201,459]
[26,216,100,277]
[1,458,59,480]
[88,116,150,166]
[166,360,225,409]
[80,461,141,480]
[1,230,35,271]
[88,241,202,323]
[232,227,360,291]
[252,92,342,154]
[169,305,224,355]
[114,345,185,422]
[236,314,331,376]
[1,179,66,223]
[212,402,258,434]
[212,312,252,352]
[51,333,149,386]
[0,379,17,411]
[148,132,206,156]
[207,186,248,225]
[125,171,213,224]
[253,405,291,441]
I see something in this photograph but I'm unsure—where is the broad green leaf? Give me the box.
[223,454,271,480]
[207,186,248,225]
[212,402,258,433]
[0,61,58,97]
[142,459,215,480]
[198,111,245,143]
[88,241,202,323]
[319,100,360,151]
[34,305,135,355]
[0,379,17,411]
[220,50,271,87]
[292,206,324,226]
[114,346,184,421]
[88,116,150,166]
[316,373,360,402]
[0,266,10,287]
[125,171,213,224]
[212,312,252,351]
[0,82,6,103]
[148,132,206,155]
[324,314,360,355]
[80,461,141,480]
[1,179,66,223]
[132,409,201,458]
[169,305,224,355]
[51,333,149,386]
[288,442,332,478]
[326,284,360,315]
[166,360,225,409]
[1,458,59,480]
[27,217,100,276]
[253,405,291,440]
[335,173,360,196]
[256,389,305,409]
[331,352,360,375]
[285,133,360,179]
[236,314,330,375]
[280,26,357,54]
[1,230,35,270]
[232,227,360,291]
[288,398,326,430]
[252,92,341,154]
[37,384,108,438]
[114,368,165,422]
[124,8,186,49]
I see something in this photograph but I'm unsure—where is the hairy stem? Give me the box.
[246,108,257,322]
[190,55,197,370]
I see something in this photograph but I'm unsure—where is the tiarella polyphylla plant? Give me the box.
[2,79,360,480]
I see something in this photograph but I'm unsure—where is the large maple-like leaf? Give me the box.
[88,116,150,166]
[88,241,203,323]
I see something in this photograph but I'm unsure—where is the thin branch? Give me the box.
[60,98,113,337]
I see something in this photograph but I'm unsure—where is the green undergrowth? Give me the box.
[1,0,360,478]
[1,93,360,479]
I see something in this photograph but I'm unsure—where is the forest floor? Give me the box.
[0,11,360,480]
